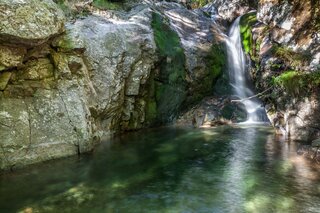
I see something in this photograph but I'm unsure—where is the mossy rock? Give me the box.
[92,0,124,10]
[52,31,85,52]
[0,72,12,90]
[240,12,257,56]
[145,12,187,125]
[203,42,226,96]
[272,70,320,96]
[221,103,247,122]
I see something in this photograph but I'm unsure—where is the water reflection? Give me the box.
[0,126,320,213]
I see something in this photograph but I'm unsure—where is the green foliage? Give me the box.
[240,12,257,56]
[272,70,320,95]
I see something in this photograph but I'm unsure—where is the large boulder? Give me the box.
[0,5,157,170]
[0,0,65,46]
[59,8,157,131]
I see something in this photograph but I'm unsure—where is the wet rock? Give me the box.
[0,80,94,170]
[176,96,247,127]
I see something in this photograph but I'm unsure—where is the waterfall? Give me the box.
[226,16,268,123]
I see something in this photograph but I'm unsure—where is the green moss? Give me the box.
[145,101,157,121]
[92,0,123,10]
[145,12,187,125]
[272,70,320,95]
[240,12,257,56]
[191,42,226,101]
[55,0,72,16]
[207,43,225,79]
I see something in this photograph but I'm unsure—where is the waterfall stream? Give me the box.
[226,16,268,123]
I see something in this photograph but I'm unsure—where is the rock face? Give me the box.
[239,0,320,140]
[208,0,256,23]
[0,0,65,46]
[0,1,226,170]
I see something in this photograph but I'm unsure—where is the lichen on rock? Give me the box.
[0,0,65,46]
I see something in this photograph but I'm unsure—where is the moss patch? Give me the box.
[190,42,226,102]
[92,0,124,10]
[240,12,257,56]
[272,70,320,95]
[145,12,187,125]
[205,43,226,87]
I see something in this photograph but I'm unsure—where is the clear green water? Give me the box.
[1,125,320,213]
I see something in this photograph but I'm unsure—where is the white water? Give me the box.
[226,17,267,123]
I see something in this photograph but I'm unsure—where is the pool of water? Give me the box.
[1,125,320,213]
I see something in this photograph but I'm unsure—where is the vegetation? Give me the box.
[189,0,210,8]
[272,70,320,95]
[239,12,257,56]
[200,43,226,98]
[271,45,312,68]
[92,0,124,10]
[146,12,187,124]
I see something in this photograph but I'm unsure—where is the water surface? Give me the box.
[1,125,320,213]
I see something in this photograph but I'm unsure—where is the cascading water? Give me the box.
[226,16,268,123]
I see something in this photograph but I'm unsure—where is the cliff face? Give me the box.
[0,0,225,170]
[239,0,320,140]
[208,0,319,140]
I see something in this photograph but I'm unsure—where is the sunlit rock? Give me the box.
[0,0,65,46]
